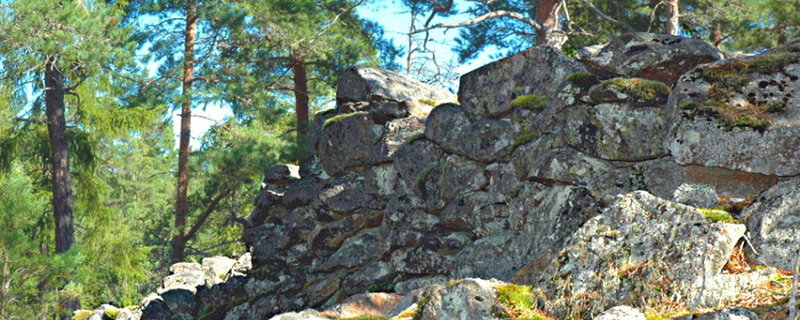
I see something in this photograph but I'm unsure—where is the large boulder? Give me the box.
[560,78,672,161]
[459,46,587,119]
[317,113,425,177]
[742,178,800,270]
[528,191,746,317]
[578,32,724,84]
[666,50,800,176]
[336,65,456,121]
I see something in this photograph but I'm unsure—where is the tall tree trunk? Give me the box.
[45,57,74,254]
[710,23,723,48]
[535,0,564,48]
[665,0,680,35]
[172,0,197,263]
[292,55,310,162]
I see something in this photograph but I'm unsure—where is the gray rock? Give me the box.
[423,154,488,212]
[160,263,205,293]
[459,46,587,119]
[202,256,237,286]
[394,275,448,296]
[341,261,396,296]
[560,101,670,161]
[418,278,506,320]
[673,183,719,208]
[317,112,389,177]
[268,310,328,320]
[594,306,646,320]
[314,228,388,272]
[674,308,760,320]
[392,139,445,196]
[579,32,723,84]
[424,103,472,156]
[264,164,300,185]
[742,178,800,270]
[666,51,800,176]
[390,248,455,275]
[643,159,778,200]
[534,191,746,317]
[336,65,456,112]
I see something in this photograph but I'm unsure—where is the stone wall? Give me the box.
[83,34,800,320]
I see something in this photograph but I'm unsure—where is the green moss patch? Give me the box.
[418,98,438,106]
[701,53,800,84]
[683,52,799,132]
[510,95,551,110]
[495,284,552,320]
[566,72,600,89]
[644,313,672,320]
[679,101,773,132]
[405,133,426,145]
[698,208,739,224]
[323,111,368,128]
[72,310,93,320]
[412,294,431,320]
[601,77,671,103]
[510,132,541,152]
[104,307,120,319]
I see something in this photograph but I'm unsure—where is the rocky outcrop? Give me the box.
[667,50,800,176]
[82,33,800,320]
[578,32,724,83]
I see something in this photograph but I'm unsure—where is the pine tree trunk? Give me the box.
[711,23,723,48]
[665,0,680,35]
[45,57,74,254]
[172,0,197,263]
[535,0,564,48]
[292,55,310,162]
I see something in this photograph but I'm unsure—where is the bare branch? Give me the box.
[411,10,541,34]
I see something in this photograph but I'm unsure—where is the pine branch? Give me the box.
[411,10,542,34]
[574,0,636,32]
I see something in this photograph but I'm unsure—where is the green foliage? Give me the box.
[601,78,671,102]
[698,208,740,223]
[368,282,396,293]
[510,95,551,110]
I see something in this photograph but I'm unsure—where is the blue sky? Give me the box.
[174,1,501,149]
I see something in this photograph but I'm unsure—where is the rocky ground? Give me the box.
[76,33,800,320]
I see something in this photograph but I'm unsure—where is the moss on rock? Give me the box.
[698,208,739,223]
[323,111,368,128]
[510,95,551,110]
[405,133,426,145]
[71,310,93,320]
[566,72,600,89]
[601,77,671,102]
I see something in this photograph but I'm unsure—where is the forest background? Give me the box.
[0,0,797,318]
